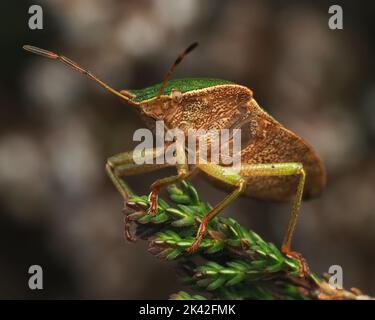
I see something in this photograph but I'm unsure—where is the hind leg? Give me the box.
[190,162,309,276]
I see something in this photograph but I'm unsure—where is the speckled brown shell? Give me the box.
[142,84,326,202]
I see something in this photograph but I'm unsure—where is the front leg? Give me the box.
[106,147,172,240]
[147,143,198,215]
[148,163,198,214]
[105,147,170,200]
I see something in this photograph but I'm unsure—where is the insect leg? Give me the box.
[189,162,308,274]
[106,147,171,241]
[240,162,308,275]
[187,163,247,253]
[106,147,169,199]
[148,145,199,214]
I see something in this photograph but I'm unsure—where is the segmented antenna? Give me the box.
[157,42,198,98]
[22,45,134,102]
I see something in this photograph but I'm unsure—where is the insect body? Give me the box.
[23,43,326,274]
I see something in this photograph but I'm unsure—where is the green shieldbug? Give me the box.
[23,43,326,275]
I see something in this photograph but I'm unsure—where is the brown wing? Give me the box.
[199,95,325,202]
[237,98,326,201]
[163,85,325,202]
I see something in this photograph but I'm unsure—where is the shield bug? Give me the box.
[23,43,326,274]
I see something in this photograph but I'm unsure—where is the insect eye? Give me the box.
[170,88,183,103]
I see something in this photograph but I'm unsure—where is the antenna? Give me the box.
[157,42,198,98]
[23,45,135,102]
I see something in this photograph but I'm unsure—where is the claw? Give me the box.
[122,200,137,242]
[186,216,208,254]
[123,214,136,242]
[186,236,203,253]
[148,188,158,215]
[282,246,310,277]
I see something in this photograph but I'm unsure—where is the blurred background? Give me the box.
[0,0,374,299]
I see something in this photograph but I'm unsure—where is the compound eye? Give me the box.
[170,88,183,104]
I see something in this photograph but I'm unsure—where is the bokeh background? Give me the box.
[1,0,374,299]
